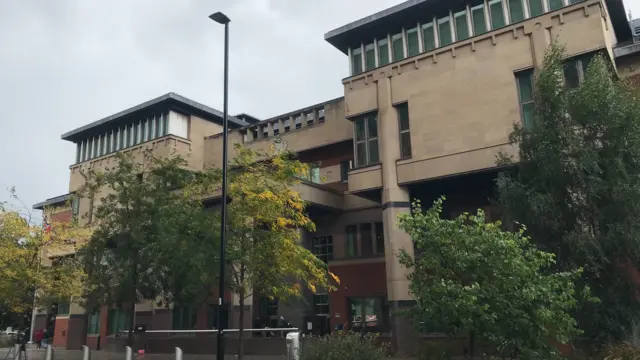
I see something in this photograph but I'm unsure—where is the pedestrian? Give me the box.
[34,329,44,349]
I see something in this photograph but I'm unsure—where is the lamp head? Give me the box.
[209,12,230,25]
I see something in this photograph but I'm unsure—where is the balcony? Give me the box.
[347,164,382,193]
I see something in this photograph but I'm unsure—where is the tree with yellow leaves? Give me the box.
[0,190,91,327]
[197,145,339,359]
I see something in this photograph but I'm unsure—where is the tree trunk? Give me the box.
[238,269,246,360]
[468,330,475,360]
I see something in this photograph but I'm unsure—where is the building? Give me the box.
[34,0,640,353]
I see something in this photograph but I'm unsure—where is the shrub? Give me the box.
[300,332,389,360]
[603,342,640,360]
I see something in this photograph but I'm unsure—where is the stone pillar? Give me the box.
[267,122,274,137]
[376,75,416,354]
[246,128,254,142]
[300,113,308,128]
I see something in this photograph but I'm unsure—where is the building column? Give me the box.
[376,76,416,353]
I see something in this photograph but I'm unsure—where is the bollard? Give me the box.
[13,344,20,360]
[45,345,54,360]
[82,345,90,360]
[285,332,300,360]
[125,346,132,360]
[174,347,182,360]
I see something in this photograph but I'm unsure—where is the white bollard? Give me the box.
[286,332,300,360]
[175,347,182,360]
[13,344,20,360]
[82,345,90,360]
[45,345,53,360]
[125,346,132,360]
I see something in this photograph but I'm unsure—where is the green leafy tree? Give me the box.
[301,332,389,360]
[79,151,218,346]
[397,197,582,359]
[198,145,339,359]
[497,42,640,347]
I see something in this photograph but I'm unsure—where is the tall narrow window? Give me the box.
[172,306,197,330]
[352,47,363,75]
[309,163,321,184]
[374,222,385,255]
[392,33,404,62]
[489,0,506,29]
[509,0,525,23]
[548,0,563,11]
[471,4,488,35]
[158,114,166,137]
[454,10,469,41]
[273,122,280,136]
[365,43,376,71]
[346,225,357,258]
[76,143,81,163]
[110,131,115,153]
[136,121,142,144]
[422,22,436,51]
[354,113,379,167]
[529,0,544,16]
[82,141,88,162]
[96,136,102,157]
[340,160,351,182]
[102,133,108,154]
[397,103,412,159]
[378,38,389,66]
[406,27,419,57]
[88,312,100,335]
[284,119,291,132]
[119,127,125,150]
[93,136,99,158]
[129,125,135,147]
[148,117,155,140]
[438,16,452,46]
[563,52,596,88]
[312,236,333,263]
[295,116,302,129]
[516,70,534,129]
[142,120,148,142]
[360,223,373,257]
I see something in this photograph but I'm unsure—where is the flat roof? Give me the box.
[325,0,633,54]
[33,193,71,210]
[61,92,248,142]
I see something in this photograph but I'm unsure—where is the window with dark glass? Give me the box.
[489,0,506,29]
[173,306,197,330]
[349,297,388,333]
[548,0,564,11]
[295,116,302,129]
[312,236,333,263]
[516,69,534,129]
[392,33,404,62]
[252,127,259,140]
[273,122,280,136]
[340,160,351,182]
[314,294,329,315]
[396,103,412,159]
[352,47,363,75]
[262,125,269,138]
[354,113,379,167]
[563,52,596,89]
[88,311,100,335]
[406,28,419,57]
[360,223,373,257]
[378,38,389,66]
[318,109,325,122]
[529,0,544,16]
[422,22,436,52]
[454,10,469,41]
[471,4,488,35]
[438,17,452,46]
[345,225,357,258]
[284,119,291,132]
[208,304,228,329]
[306,113,315,126]
[374,222,385,255]
[56,301,70,316]
[365,43,376,71]
[107,308,129,335]
[509,0,525,23]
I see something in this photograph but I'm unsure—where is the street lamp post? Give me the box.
[209,11,230,360]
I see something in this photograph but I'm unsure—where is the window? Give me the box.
[375,222,385,255]
[306,112,315,126]
[148,118,155,140]
[471,4,488,35]
[273,122,280,136]
[56,301,70,316]
[158,113,166,137]
[509,0,525,23]
[454,10,469,41]
[312,235,333,263]
[392,33,404,62]
[349,297,388,333]
[208,304,228,329]
[569,0,583,3]
[284,119,291,132]
[360,223,373,257]
[548,0,564,11]
[295,116,302,129]
[72,197,80,217]
[422,22,436,52]
[308,163,321,184]
[354,114,379,167]
[93,136,99,158]
[318,109,325,122]
[438,16,452,46]
[529,0,544,16]
[258,297,279,326]
[345,225,357,258]
[378,38,389,66]
[105,132,111,154]
[314,294,329,315]
[129,125,135,147]
[340,160,351,182]
[119,127,125,150]
[102,134,108,154]
[108,308,129,335]
[251,127,259,140]
[76,143,82,163]
[142,120,148,142]
[82,141,88,162]
[406,27,419,57]
[88,311,100,335]
[516,70,534,129]
[489,0,506,29]
[563,52,596,88]
[173,306,197,330]
[96,136,103,157]
[365,43,375,71]
[352,47,363,75]
[262,125,269,138]
[135,121,142,144]
[397,103,411,159]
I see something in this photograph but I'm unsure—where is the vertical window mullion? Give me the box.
[416,22,423,53]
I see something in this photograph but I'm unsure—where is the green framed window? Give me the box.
[529,0,544,17]
[406,27,419,57]
[374,222,385,255]
[454,10,469,41]
[108,308,129,335]
[422,22,436,51]
[349,297,389,333]
[346,225,357,258]
[354,113,379,167]
[391,33,404,62]
[396,103,412,159]
[365,43,375,71]
[516,70,534,129]
[509,0,525,23]
[548,0,564,11]
[471,4,487,35]
[489,0,506,29]
[378,38,389,66]
[172,306,197,330]
[569,0,583,3]
[56,301,70,316]
[438,17,452,46]
[352,47,363,75]
[88,312,100,335]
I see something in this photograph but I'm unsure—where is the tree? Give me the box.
[496,42,640,348]
[397,197,583,359]
[0,190,90,325]
[78,151,219,346]
[198,145,339,360]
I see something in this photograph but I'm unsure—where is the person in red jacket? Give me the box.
[34,329,44,349]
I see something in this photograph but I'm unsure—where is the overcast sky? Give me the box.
[1,0,639,220]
